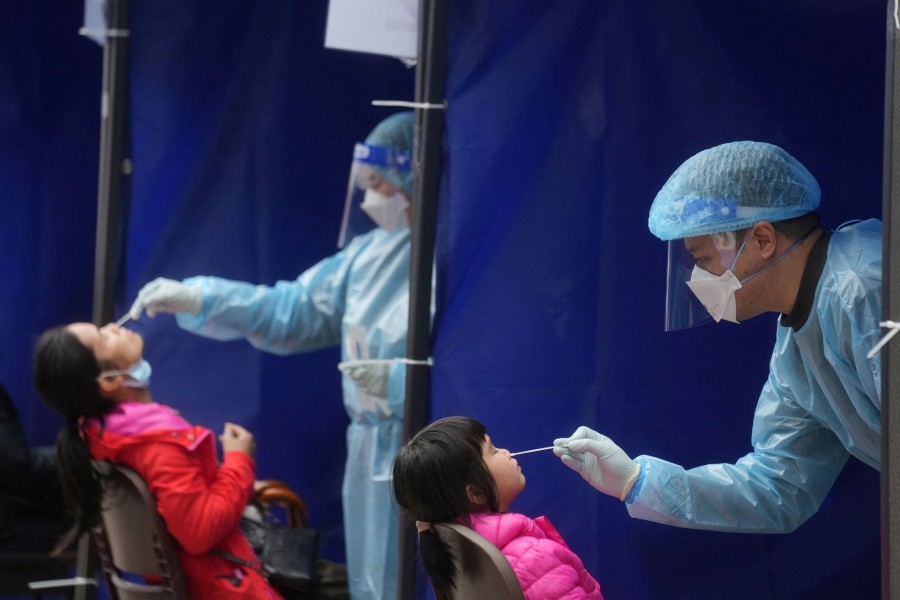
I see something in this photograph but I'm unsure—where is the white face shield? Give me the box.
[337,142,412,248]
[663,224,818,331]
[664,231,744,331]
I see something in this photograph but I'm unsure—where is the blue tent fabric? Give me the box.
[432,1,883,599]
[0,1,100,444]
[0,1,888,599]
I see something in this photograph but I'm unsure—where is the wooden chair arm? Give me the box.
[254,479,308,528]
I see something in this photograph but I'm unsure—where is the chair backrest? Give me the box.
[255,479,308,528]
[432,523,525,600]
[91,461,189,600]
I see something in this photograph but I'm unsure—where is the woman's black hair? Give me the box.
[33,326,116,536]
[391,416,499,599]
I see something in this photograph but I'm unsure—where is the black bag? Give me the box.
[215,501,321,594]
[241,509,321,591]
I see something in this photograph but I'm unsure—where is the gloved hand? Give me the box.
[128,277,203,319]
[553,426,640,501]
[345,363,390,399]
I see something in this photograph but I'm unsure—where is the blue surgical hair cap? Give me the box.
[648,141,821,241]
[364,111,415,194]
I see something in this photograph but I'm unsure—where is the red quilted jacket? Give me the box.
[84,401,281,599]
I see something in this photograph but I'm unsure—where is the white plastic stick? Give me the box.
[510,446,561,457]
[115,314,131,327]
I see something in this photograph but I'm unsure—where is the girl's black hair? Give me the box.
[32,326,116,536]
[391,416,499,599]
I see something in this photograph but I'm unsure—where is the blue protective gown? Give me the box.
[628,219,882,532]
[176,227,411,600]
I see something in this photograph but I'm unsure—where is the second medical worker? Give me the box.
[129,111,417,600]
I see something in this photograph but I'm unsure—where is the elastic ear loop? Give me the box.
[736,224,818,286]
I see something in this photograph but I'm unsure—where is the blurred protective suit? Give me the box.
[132,112,417,599]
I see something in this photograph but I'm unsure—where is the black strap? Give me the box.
[211,547,265,577]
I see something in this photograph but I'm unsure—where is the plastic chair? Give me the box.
[90,461,189,599]
[432,523,525,600]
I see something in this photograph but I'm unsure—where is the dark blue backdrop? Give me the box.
[0,1,887,599]
[0,2,101,448]
[432,2,884,599]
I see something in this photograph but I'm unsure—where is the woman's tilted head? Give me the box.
[33,325,115,420]
[34,322,148,421]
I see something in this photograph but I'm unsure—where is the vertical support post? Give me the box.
[399,1,448,598]
[882,4,899,600]
[92,0,131,326]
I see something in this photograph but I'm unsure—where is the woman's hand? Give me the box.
[219,422,256,458]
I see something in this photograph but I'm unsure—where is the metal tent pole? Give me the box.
[398,0,448,597]
[91,0,131,326]
[882,5,900,599]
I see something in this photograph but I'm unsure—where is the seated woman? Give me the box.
[32,322,281,599]
[392,416,604,600]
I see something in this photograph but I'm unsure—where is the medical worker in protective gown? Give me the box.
[128,111,416,600]
[555,141,882,533]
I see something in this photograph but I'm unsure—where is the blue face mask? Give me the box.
[98,358,152,388]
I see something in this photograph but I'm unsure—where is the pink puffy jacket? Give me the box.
[469,512,604,599]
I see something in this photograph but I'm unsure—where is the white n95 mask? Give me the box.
[360,189,410,232]
[685,266,742,323]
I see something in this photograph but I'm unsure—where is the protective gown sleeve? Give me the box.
[175,243,359,355]
[122,443,256,555]
[627,368,849,533]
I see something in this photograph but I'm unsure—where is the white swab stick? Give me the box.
[115,314,131,327]
[510,446,563,457]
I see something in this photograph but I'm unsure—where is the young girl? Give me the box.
[32,322,281,599]
[392,416,604,599]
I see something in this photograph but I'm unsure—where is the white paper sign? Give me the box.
[325,0,418,60]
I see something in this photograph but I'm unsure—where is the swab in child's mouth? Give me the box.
[510,445,565,457]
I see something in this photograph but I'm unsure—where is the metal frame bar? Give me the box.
[92,0,131,326]
[399,0,448,597]
[881,4,899,599]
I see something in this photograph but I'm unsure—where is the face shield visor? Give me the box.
[337,142,412,248]
[664,231,744,332]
